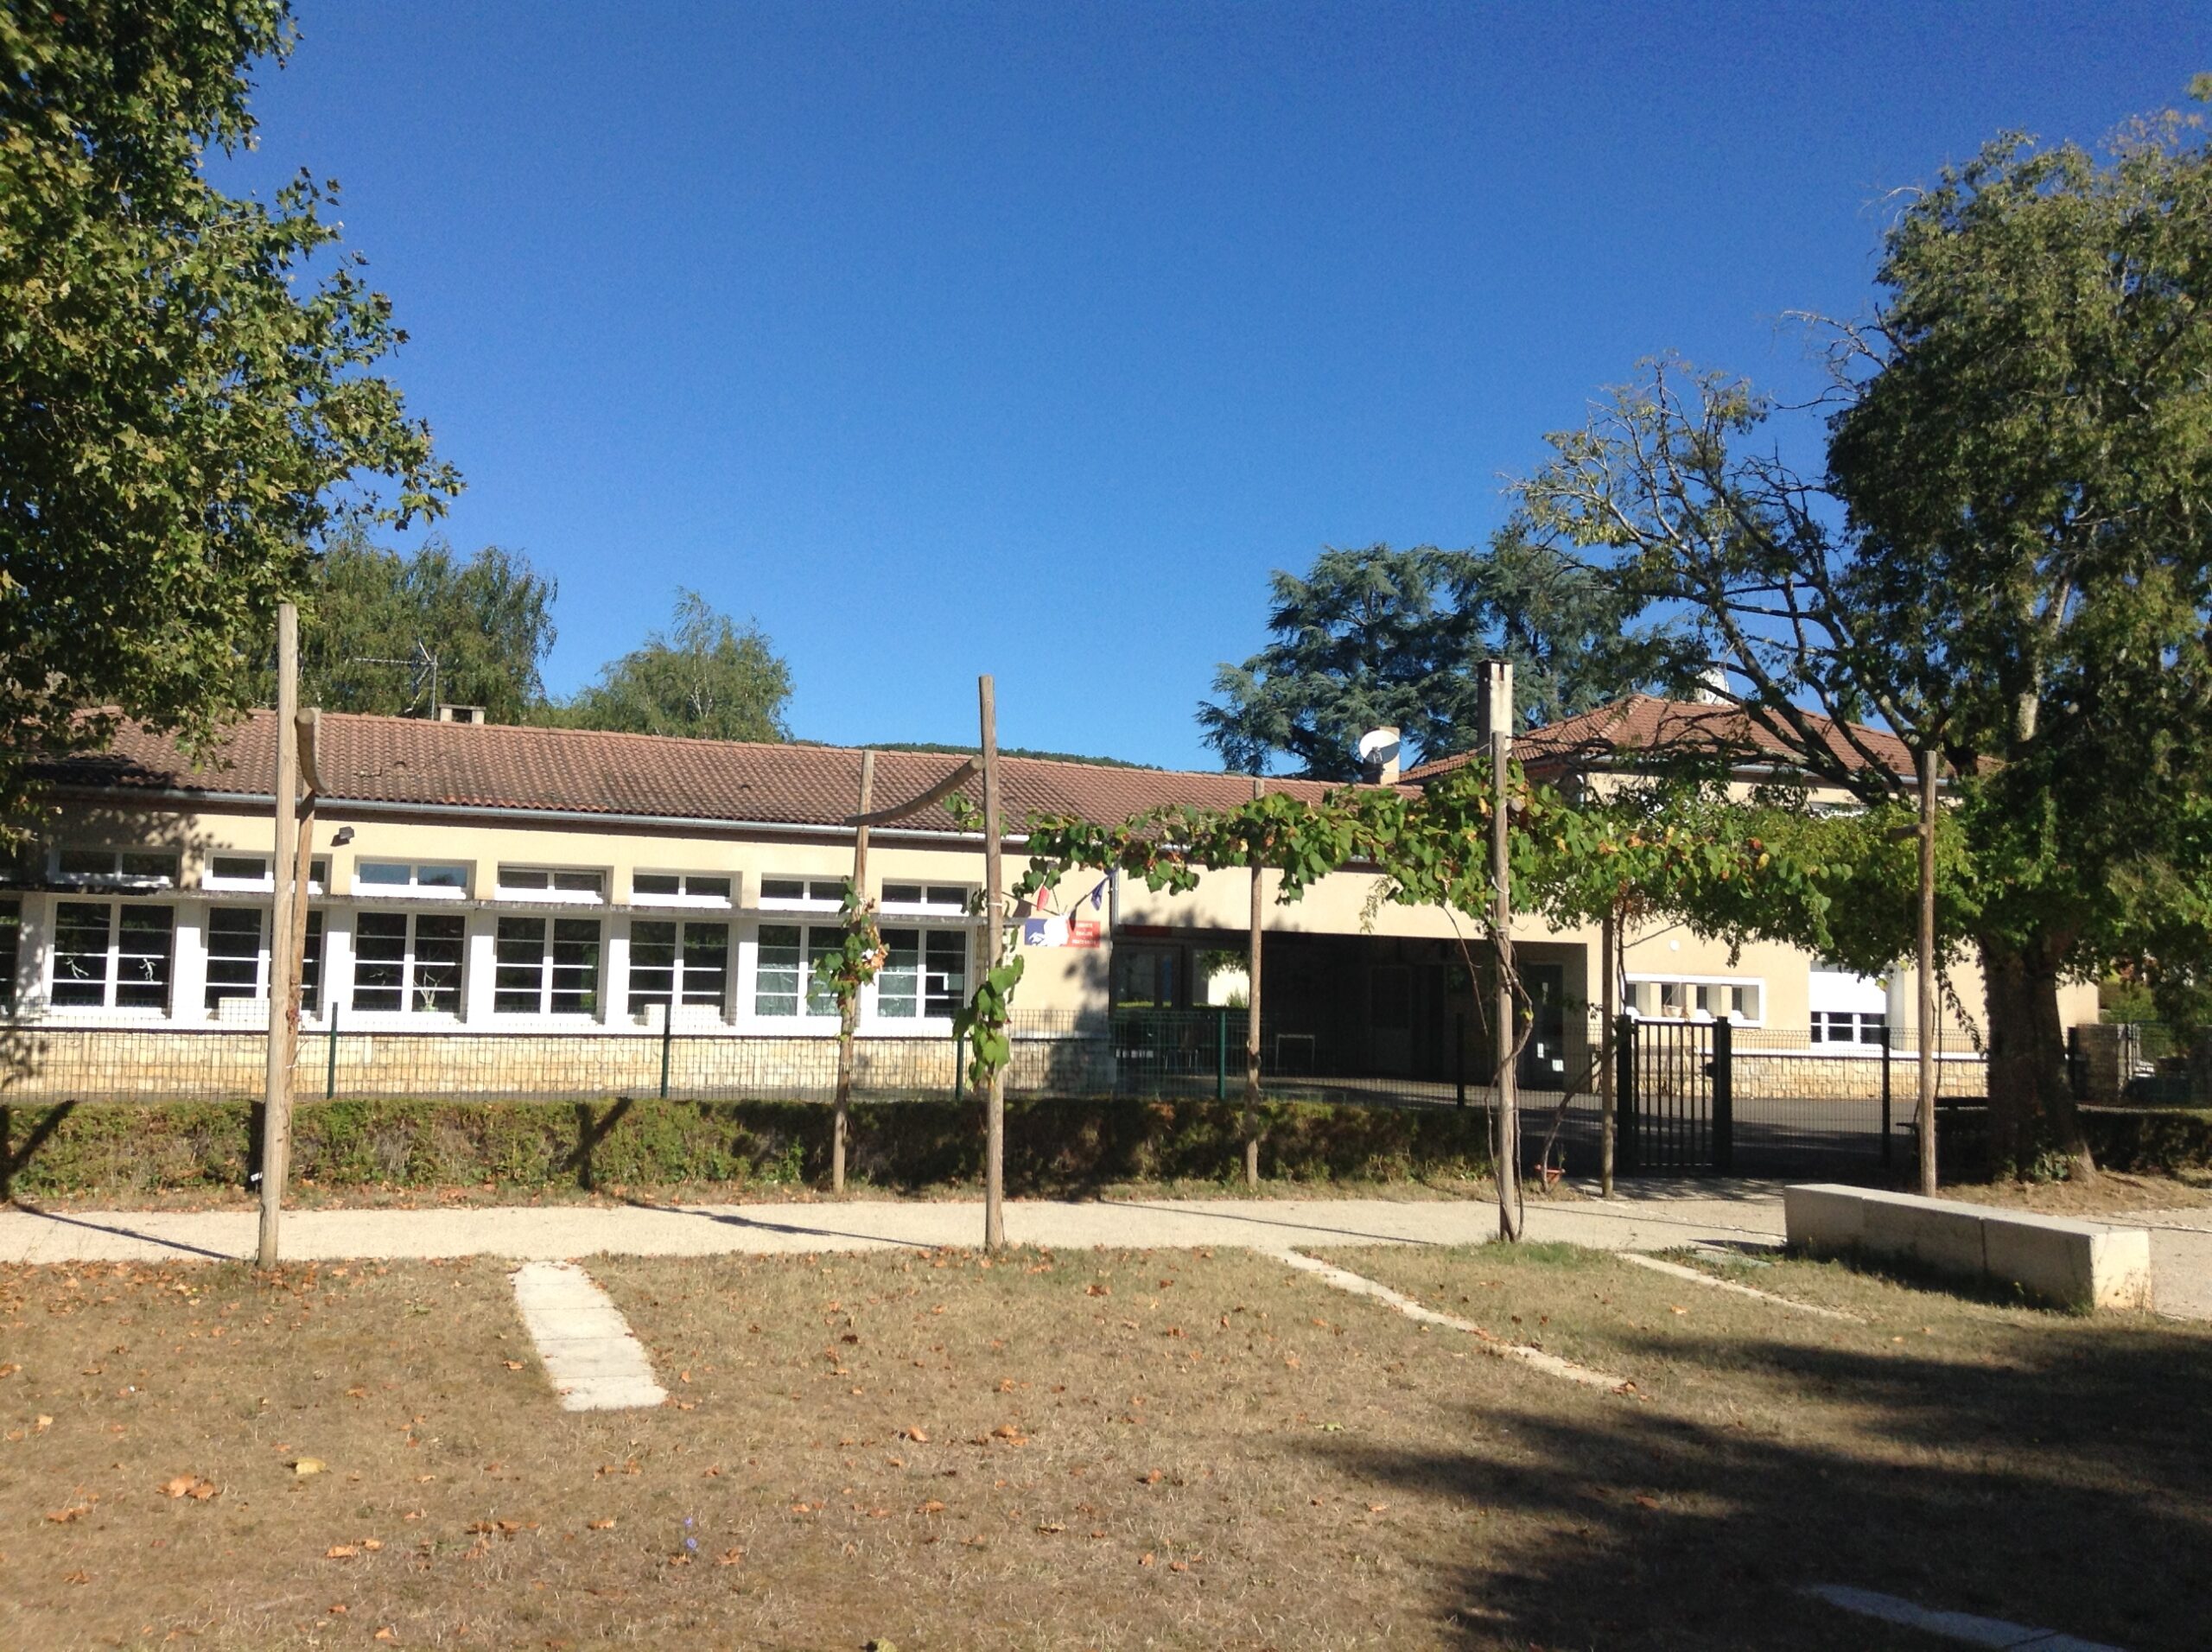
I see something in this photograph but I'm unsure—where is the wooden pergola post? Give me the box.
[257,604,301,1270]
[833,750,876,1195]
[1489,660,1523,1242]
[1243,775,1263,1189]
[978,677,1007,1251]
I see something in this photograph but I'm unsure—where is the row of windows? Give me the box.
[1626,978,1764,1023]
[16,900,967,1022]
[31,852,973,914]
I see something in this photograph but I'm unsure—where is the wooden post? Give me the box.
[1489,660,1522,1242]
[1243,775,1264,1189]
[257,603,301,1270]
[834,751,875,1195]
[285,709,321,1072]
[978,677,1007,1252]
[1599,904,1618,1198]
[1916,747,1939,1196]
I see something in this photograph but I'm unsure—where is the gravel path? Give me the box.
[4,1186,2202,1321]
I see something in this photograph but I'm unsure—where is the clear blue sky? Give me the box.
[216,2,2209,769]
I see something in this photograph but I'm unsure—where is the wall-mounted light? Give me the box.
[331,826,356,847]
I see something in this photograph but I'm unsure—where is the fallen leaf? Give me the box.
[1085,1284,1109,1297]
[45,1504,91,1524]
[373,1630,397,1644]
[1366,1503,1388,1514]
[1139,1551,1155,1567]
[35,1415,51,1432]
[901,1424,929,1443]
[587,1519,615,1531]
[1633,1494,1661,1510]
[62,1568,89,1585]
[1169,1559,1190,1573]
[715,1547,744,1566]
[1139,1470,1162,1485]
[325,1545,359,1560]
[0,1363,19,1378]
[292,1458,327,1478]
[501,1361,523,1372]
[362,1539,383,1552]
[1037,1522,1065,1534]
[1669,1306,1688,1316]
[990,1424,1023,1441]
[918,1500,946,1515]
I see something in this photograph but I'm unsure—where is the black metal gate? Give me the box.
[1617,1016,1732,1174]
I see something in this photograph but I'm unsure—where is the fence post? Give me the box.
[952,1029,965,1103]
[1215,1007,1228,1102]
[1454,1013,1466,1108]
[1711,1016,1733,1174]
[1879,1021,1893,1168]
[658,1011,673,1101]
[325,1003,339,1100]
[1615,1015,1637,1177]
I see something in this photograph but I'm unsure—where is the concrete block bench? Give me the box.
[1783,1185,2153,1312]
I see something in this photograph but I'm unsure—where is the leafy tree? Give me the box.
[1198,536,1667,780]
[1516,92,2212,1173]
[556,589,792,741]
[293,531,557,724]
[0,3,457,829]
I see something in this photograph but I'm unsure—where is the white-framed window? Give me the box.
[1626,976,1764,1025]
[352,911,465,1014]
[753,923,837,1018]
[493,916,603,1015]
[202,853,328,893]
[876,927,967,1020]
[759,876,843,911]
[495,865,607,903]
[1812,1011,1888,1045]
[354,861,470,899]
[631,871,734,906]
[54,848,180,887]
[50,900,175,1011]
[628,919,730,1016]
[880,882,972,915]
[204,908,327,1013]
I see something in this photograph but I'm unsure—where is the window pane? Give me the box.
[210,855,267,882]
[688,876,732,902]
[495,916,546,1013]
[0,897,17,1013]
[882,884,922,905]
[808,880,842,903]
[205,907,264,1007]
[760,879,805,902]
[878,927,920,1018]
[57,849,111,877]
[804,928,836,1016]
[118,852,178,881]
[632,873,680,897]
[925,931,967,1018]
[680,923,728,1008]
[926,886,968,909]
[114,905,174,1009]
[302,911,325,1015]
[52,901,111,1006]
[550,918,601,1014]
[628,920,677,1011]
[553,871,604,896]
[358,862,410,886]
[416,864,468,891]
[411,914,466,1013]
[755,924,800,1016]
[353,912,408,1010]
[498,867,552,892]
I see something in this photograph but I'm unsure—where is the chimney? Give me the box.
[1694,666,1732,707]
[1357,726,1402,785]
[434,703,487,725]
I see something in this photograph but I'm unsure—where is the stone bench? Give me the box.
[1783,1184,2153,1312]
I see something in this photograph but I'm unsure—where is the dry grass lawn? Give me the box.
[0,1238,2204,1649]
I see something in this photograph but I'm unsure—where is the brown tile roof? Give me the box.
[1400,694,1915,784]
[36,711,1361,834]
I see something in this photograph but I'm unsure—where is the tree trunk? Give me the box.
[1980,934,2095,1182]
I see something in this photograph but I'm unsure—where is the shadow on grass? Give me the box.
[1309,1322,2212,1650]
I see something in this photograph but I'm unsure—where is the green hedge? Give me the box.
[0,1094,1496,1199]
[2079,1104,2212,1172]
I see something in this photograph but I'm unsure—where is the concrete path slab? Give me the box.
[510,1261,666,1412]
[1806,1583,2126,1650]
[0,1191,1790,1266]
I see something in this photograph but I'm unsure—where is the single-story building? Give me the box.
[0,699,2091,1103]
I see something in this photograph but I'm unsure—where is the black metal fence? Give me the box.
[0,1011,1994,1181]
[2070,1021,2211,1107]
